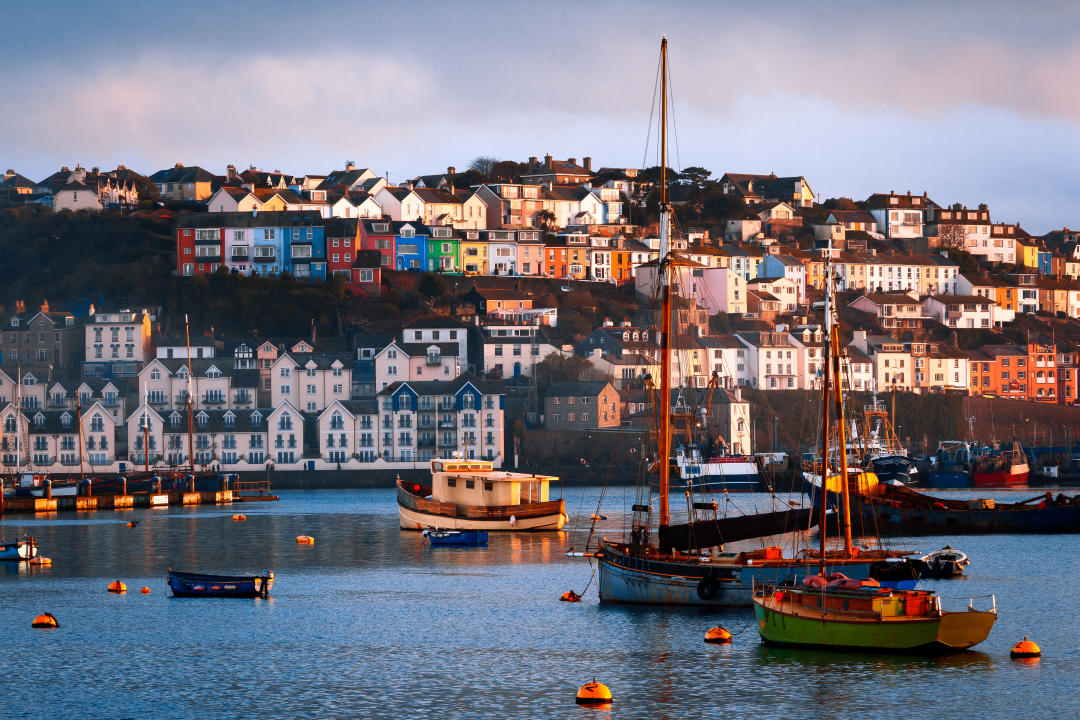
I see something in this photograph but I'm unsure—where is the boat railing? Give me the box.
[937,593,997,614]
[233,478,272,497]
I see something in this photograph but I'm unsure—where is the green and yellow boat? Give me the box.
[753,583,997,653]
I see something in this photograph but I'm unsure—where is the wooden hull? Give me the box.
[754,594,996,653]
[597,543,912,608]
[397,484,566,531]
[167,570,272,598]
[806,476,1080,535]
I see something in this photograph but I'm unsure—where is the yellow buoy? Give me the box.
[32,613,59,629]
[576,679,613,705]
[29,557,52,566]
[107,580,127,594]
[140,586,151,594]
[705,626,733,644]
[232,514,246,522]
[560,590,582,603]
[296,535,315,545]
[1010,636,1041,659]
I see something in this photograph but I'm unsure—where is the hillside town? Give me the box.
[4,156,1080,475]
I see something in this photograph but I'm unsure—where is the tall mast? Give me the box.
[825,244,854,555]
[185,314,196,473]
[657,35,672,542]
[15,366,22,476]
[817,280,831,576]
[143,388,150,473]
[76,394,85,480]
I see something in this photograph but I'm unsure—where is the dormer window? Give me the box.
[33,412,44,428]
[223,411,235,427]
[251,411,263,427]
[170,411,182,426]
[196,411,208,427]
[374,223,389,233]
[60,412,72,428]
[207,366,222,379]
[177,367,189,379]
[401,226,415,238]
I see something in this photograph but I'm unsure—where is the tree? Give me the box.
[535,210,557,231]
[534,354,611,395]
[938,223,967,251]
[419,272,449,298]
[469,156,498,177]
[677,166,712,191]
[821,197,859,211]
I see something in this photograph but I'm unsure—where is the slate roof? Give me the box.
[148,165,214,184]
[544,381,611,397]
[377,373,501,397]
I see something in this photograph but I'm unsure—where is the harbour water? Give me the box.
[1,488,1076,719]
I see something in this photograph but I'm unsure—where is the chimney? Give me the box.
[175,162,183,168]
[568,157,576,167]
[61,166,70,173]
[583,157,592,172]
[15,300,25,313]
[447,166,456,176]
[544,154,553,171]
[41,299,49,313]
[227,164,238,180]
[4,169,13,179]
[346,161,355,171]
[528,156,538,169]
[91,166,99,174]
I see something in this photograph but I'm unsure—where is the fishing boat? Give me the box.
[397,458,567,531]
[423,528,489,546]
[673,447,760,492]
[915,545,969,578]
[753,580,996,653]
[588,38,917,609]
[845,483,1080,535]
[0,535,38,561]
[971,440,1028,487]
[753,242,996,653]
[926,440,976,489]
[167,569,274,597]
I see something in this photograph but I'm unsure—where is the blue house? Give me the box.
[394,222,429,271]
[283,217,327,281]
[253,226,285,277]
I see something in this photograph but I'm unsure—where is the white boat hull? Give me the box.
[397,504,567,531]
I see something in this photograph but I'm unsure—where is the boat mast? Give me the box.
[14,366,22,478]
[657,36,673,549]
[76,394,85,480]
[185,314,196,474]
[143,388,150,473]
[825,243,854,556]
[817,263,831,575]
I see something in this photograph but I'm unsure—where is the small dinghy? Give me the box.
[167,569,274,597]
[915,546,970,578]
[423,528,488,546]
[0,535,38,561]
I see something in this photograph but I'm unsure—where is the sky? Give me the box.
[3,0,1080,232]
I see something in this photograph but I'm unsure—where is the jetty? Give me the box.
[0,478,277,515]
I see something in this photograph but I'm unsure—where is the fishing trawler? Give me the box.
[971,440,1028,487]
[397,458,567,531]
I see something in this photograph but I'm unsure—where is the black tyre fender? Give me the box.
[697,574,720,600]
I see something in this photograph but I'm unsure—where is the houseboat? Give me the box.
[397,459,567,531]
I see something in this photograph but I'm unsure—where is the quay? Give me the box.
[0,491,278,515]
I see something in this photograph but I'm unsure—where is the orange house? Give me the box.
[544,238,568,278]
[610,243,634,284]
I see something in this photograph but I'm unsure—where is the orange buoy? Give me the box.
[125,521,137,528]
[140,586,151,594]
[576,679,613,705]
[29,556,52,566]
[1010,636,1041,659]
[232,514,246,522]
[296,535,315,545]
[560,590,582,602]
[107,580,127,594]
[705,626,733,644]
[32,612,59,629]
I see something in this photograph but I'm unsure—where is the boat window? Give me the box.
[465,480,475,489]
[484,481,493,491]
[432,462,442,471]
[446,478,456,487]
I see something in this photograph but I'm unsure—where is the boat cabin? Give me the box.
[429,459,557,507]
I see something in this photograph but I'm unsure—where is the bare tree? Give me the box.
[937,223,967,250]
[469,156,498,178]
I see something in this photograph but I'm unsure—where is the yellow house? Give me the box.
[460,238,488,275]
[1015,238,1041,269]
[567,246,590,279]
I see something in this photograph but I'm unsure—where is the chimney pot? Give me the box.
[568,157,576,166]
[544,154,553,171]
[175,162,183,168]
[583,156,592,172]
[448,166,456,176]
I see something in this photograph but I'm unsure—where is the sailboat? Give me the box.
[752,241,997,653]
[591,38,915,608]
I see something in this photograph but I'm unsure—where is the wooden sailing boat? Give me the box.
[752,244,997,652]
[592,38,912,607]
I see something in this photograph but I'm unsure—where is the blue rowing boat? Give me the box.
[0,536,38,561]
[167,569,273,597]
[423,528,488,546]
